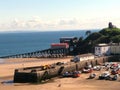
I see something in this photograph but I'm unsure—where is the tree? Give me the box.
[111,35,120,43]
[78,36,83,42]
[85,32,103,41]
[85,30,91,36]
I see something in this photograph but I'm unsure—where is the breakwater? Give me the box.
[13,55,118,83]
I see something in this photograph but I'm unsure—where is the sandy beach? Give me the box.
[0,57,120,90]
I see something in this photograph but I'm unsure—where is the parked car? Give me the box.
[111,68,120,75]
[112,74,119,81]
[89,73,96,79]
[99,72,110,80]
[82,68,93,73]
[70,56,80,63]
[110,63,118,69]
[93,66,101,71]
[62,71,73,77]
[72,71,81,78]
[62,71,81,78]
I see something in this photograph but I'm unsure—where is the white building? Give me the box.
[95,44,110,56]
[79,53,95,61]
[72,54,94,62]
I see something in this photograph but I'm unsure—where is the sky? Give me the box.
[0,0,120,32]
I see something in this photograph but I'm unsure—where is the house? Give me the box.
[95,44,110,56]
[110,43,120,55]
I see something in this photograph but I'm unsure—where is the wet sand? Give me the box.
[0,57,120,90]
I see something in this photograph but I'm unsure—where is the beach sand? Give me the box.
[0,57,120,90]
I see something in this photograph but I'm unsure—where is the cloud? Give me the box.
[9,17,43,31]
[0,16,120,32]
[58,18,78,26]
[0,17,80,31]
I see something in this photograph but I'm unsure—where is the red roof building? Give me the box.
[51,43,69,49]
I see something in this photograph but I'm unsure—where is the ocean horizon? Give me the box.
[0,30,99,57]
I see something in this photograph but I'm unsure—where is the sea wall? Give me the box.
[14,55,117,83]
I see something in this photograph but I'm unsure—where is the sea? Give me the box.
[0,30,99,58]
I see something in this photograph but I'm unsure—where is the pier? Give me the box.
[0,48,69,58]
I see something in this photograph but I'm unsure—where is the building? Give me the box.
[95,44,110,56]
[51,43,69,49]
[60,37,78,52]
[72,53,94,62]
[60,37,78,44]
[110,43,120,55]
[78,53,95,61]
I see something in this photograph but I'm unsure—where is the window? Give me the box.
[98,47,100,51]
[95,47,98,50]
